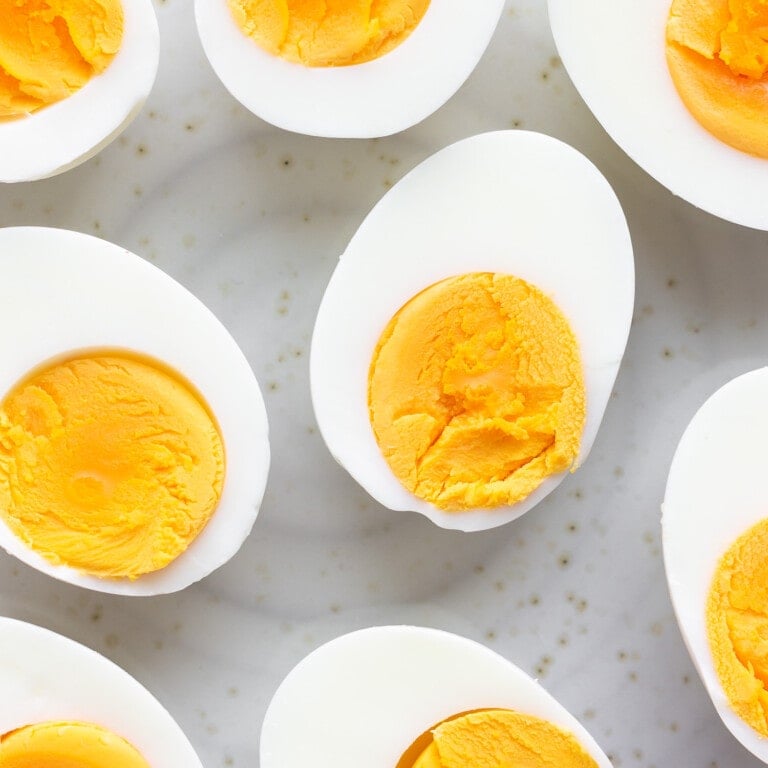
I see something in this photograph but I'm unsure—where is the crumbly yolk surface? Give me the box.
[666,0,768,157]
[398,710,599,768]
[707,518,768,736]
[0,354,224,579]
[227,0,430,67]
[368,273,585,512]
[0,721,150,768]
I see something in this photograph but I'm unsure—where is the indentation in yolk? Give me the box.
[367,272,585,512]
[0,353,225,579]
[707,517,768,737]
[0,721,150,768]
[666,0,768,157]
[227,0,431,67]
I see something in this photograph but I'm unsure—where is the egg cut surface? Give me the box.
[663,367,768,762]
[0,226,270,596]
[0,616,203,767]
[193,0,505,137]
[310,130,634,532]
[0,0,158,183]
[548,0,768,230]
[260,625,612,768]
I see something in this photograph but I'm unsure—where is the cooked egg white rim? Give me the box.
[0,0,159,183]
[662,367,768,761]
[548,0,768,231]
[260,625,611,768]
[0,226,270,596]
[193,0,505,138]
[310,130,634,531]
[0,616,203,766]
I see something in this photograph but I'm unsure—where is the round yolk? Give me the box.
[0,0,124,119]
[0,721,150,768]
[665,0,768,158]
[0,353,225,579]
[368,272,585,512]
[227,0,431,67]
[707,517,768,736]
[397,709,599,768]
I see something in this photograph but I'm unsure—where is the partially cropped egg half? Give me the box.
[260,625,612,768]
[193,0,505,138]
[310,131,634,531]
[663,367,768,761]
[549,0,768,230]
[0,226,270,595]
[0,0,158,183]
[0,616,202,767]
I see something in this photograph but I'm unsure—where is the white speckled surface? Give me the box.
[1,1,767,767]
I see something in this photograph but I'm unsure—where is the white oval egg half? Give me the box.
[663,367,768,762]
[548,0,768,231]
[0,226,270,596]
[0,0,159,183]
[260,625,612,768]
[193,0,504,138]
[310,130,634,532]
[0,616,202,766]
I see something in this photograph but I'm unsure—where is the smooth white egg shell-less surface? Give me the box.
[548,0,768,231]
[0,0,159,183]
[193,0,504,138]
[311,130,634,532]
[260,626,612,768]
[663,368,768,763]
[0,616,202,766]
[0,226,270,596]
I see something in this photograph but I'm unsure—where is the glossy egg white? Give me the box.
[0,0,159,183]
[0,226,270,596]
[193,0,504,138]
[548,0,768,230]
[663,367,768,762]
[260,625,611,768]
[0,616,202,766]
[310,130,634,531]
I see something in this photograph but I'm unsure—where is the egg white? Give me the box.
[193,0,504,138]
[310,130,634,531]
[0,226,270,596]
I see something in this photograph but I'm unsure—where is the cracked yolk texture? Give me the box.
[227,0,430,67]
[0,0,123,119]
[0,354,224,579]
[707,518,768,736]
[368,272,585,512]
[0,721,150,768]
[666,0,768,157]
[398,710,598,768]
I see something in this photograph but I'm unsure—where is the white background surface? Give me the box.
[1,1,767,766]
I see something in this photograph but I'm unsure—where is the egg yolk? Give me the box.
[397,709,598,768]
[227,0,431,67]
[707,517,768,736]
[0,353,225,579]
[368,272,585,511]
[666,0,768,157]
[0,721,150,768]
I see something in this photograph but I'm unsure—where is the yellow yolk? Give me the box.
[0,353,225,579]
[666,0,768,157]
[398,710,599,768]
[0,721,150,768]
[707,518,768,736]
[368,272,585,512]
[227,0,431,67]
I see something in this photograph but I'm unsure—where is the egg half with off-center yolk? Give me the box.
[0,616,203,767]
[310,130,634,532]
[0,226,270,596]
[260,626,612,768]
